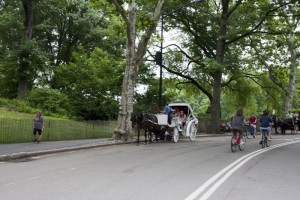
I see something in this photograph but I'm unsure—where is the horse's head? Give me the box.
[131,112,158,130]
[144,114,158,124]
[131,112,140,128]
[131,112,148,128]
[271,114,277,122]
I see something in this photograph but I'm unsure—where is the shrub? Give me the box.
[27,87,70,116]
[0,98,35,113]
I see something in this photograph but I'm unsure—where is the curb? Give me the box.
[0,134,239,161]
[0,141,129,162]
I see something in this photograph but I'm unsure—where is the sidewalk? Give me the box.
[0,133,227,161]
[0,138,126,161]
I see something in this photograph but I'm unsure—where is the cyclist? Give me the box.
[248,113,257,138]
[232,108,247,145]
[259,110,273,144]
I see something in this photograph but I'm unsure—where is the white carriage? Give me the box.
[156,103,198,143]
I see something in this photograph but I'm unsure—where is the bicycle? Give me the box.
[245,122,255,139]
[231,129,246,152]
[260,128,271,148]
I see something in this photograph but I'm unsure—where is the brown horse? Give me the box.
[284,118,297,134]
[131,112,163,145]
[274,117,297,135]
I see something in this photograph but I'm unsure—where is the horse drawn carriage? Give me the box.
[155,103,198,143]
[131,103,198,145]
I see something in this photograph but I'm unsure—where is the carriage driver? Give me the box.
[286,111,294,119]
[161,103,172,124]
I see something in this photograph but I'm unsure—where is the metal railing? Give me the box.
[0,119,116,144]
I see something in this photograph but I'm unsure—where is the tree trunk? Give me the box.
[17,0,33,99]
[209,0,229,134]
[113,2,137,141]
[283,29,297,115]
[112,0,164,141]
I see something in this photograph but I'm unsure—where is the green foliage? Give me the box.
[0,98,35,114]
[51,47,123,120]
[222,83,259,120]
[27,87,70,116]
[1,0,299,124]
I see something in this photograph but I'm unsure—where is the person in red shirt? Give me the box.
[248,113,257,138]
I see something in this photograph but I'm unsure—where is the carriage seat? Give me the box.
[156,114,176,127]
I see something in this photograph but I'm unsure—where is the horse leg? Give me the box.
[144,130,148,144]
[148,130,152,143]
[274,125,278,134]
[293,125,296,135]
[137,129,140,146]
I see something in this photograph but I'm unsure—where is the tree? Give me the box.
[108,0,164,141]
[246,0,300,116]
[279,1,300,115]
[154,0,299,132]
[15,0,33,99]
[52,47,123,120]
[0,0,127,119]
[156,0,245,133]
[0,0,23,98]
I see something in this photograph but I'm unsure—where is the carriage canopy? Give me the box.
[169,103,195,118]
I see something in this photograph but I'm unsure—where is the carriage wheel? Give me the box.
[173,128,179,143]
[149,132,157,142]
[189,122,197,141]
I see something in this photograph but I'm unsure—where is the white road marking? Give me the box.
[28,176,41,180]
[2,167,77,188]
[4,182,16,186]
[185,139,300,200]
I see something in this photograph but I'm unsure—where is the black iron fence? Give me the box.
[0,118,115,144]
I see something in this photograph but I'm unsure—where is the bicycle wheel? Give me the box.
[239,134,246,151]
[246,130,251,139]
[231,136,237,152]
[261,134,266,148]
[266,136,271,147]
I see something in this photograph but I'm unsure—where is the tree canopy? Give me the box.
[0,0,299,134]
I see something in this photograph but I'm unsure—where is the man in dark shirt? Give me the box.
[260,110,272,142]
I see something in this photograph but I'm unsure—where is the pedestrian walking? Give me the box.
[33,111,45,144]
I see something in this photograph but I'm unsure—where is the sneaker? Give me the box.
[37,141,40,144]
[239,141,245,145]
[259,140,262,145]
[253,135,256,138]
[268,138,272,141]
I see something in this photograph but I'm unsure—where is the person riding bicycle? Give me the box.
[259,110,272,144]
[248,113,257,138]
[232,108,247,145]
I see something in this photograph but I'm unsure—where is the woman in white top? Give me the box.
[178,110,187,127]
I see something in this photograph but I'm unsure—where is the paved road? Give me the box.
[0,138,122,161]
[0,134,224,161]
[1,134,300,200]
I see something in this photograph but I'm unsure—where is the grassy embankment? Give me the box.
[0,101,115,144]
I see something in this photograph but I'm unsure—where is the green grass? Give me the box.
[0,107,115,144]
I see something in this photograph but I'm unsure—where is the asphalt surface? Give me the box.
[0,138,126,161]
[0,133,227,161]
